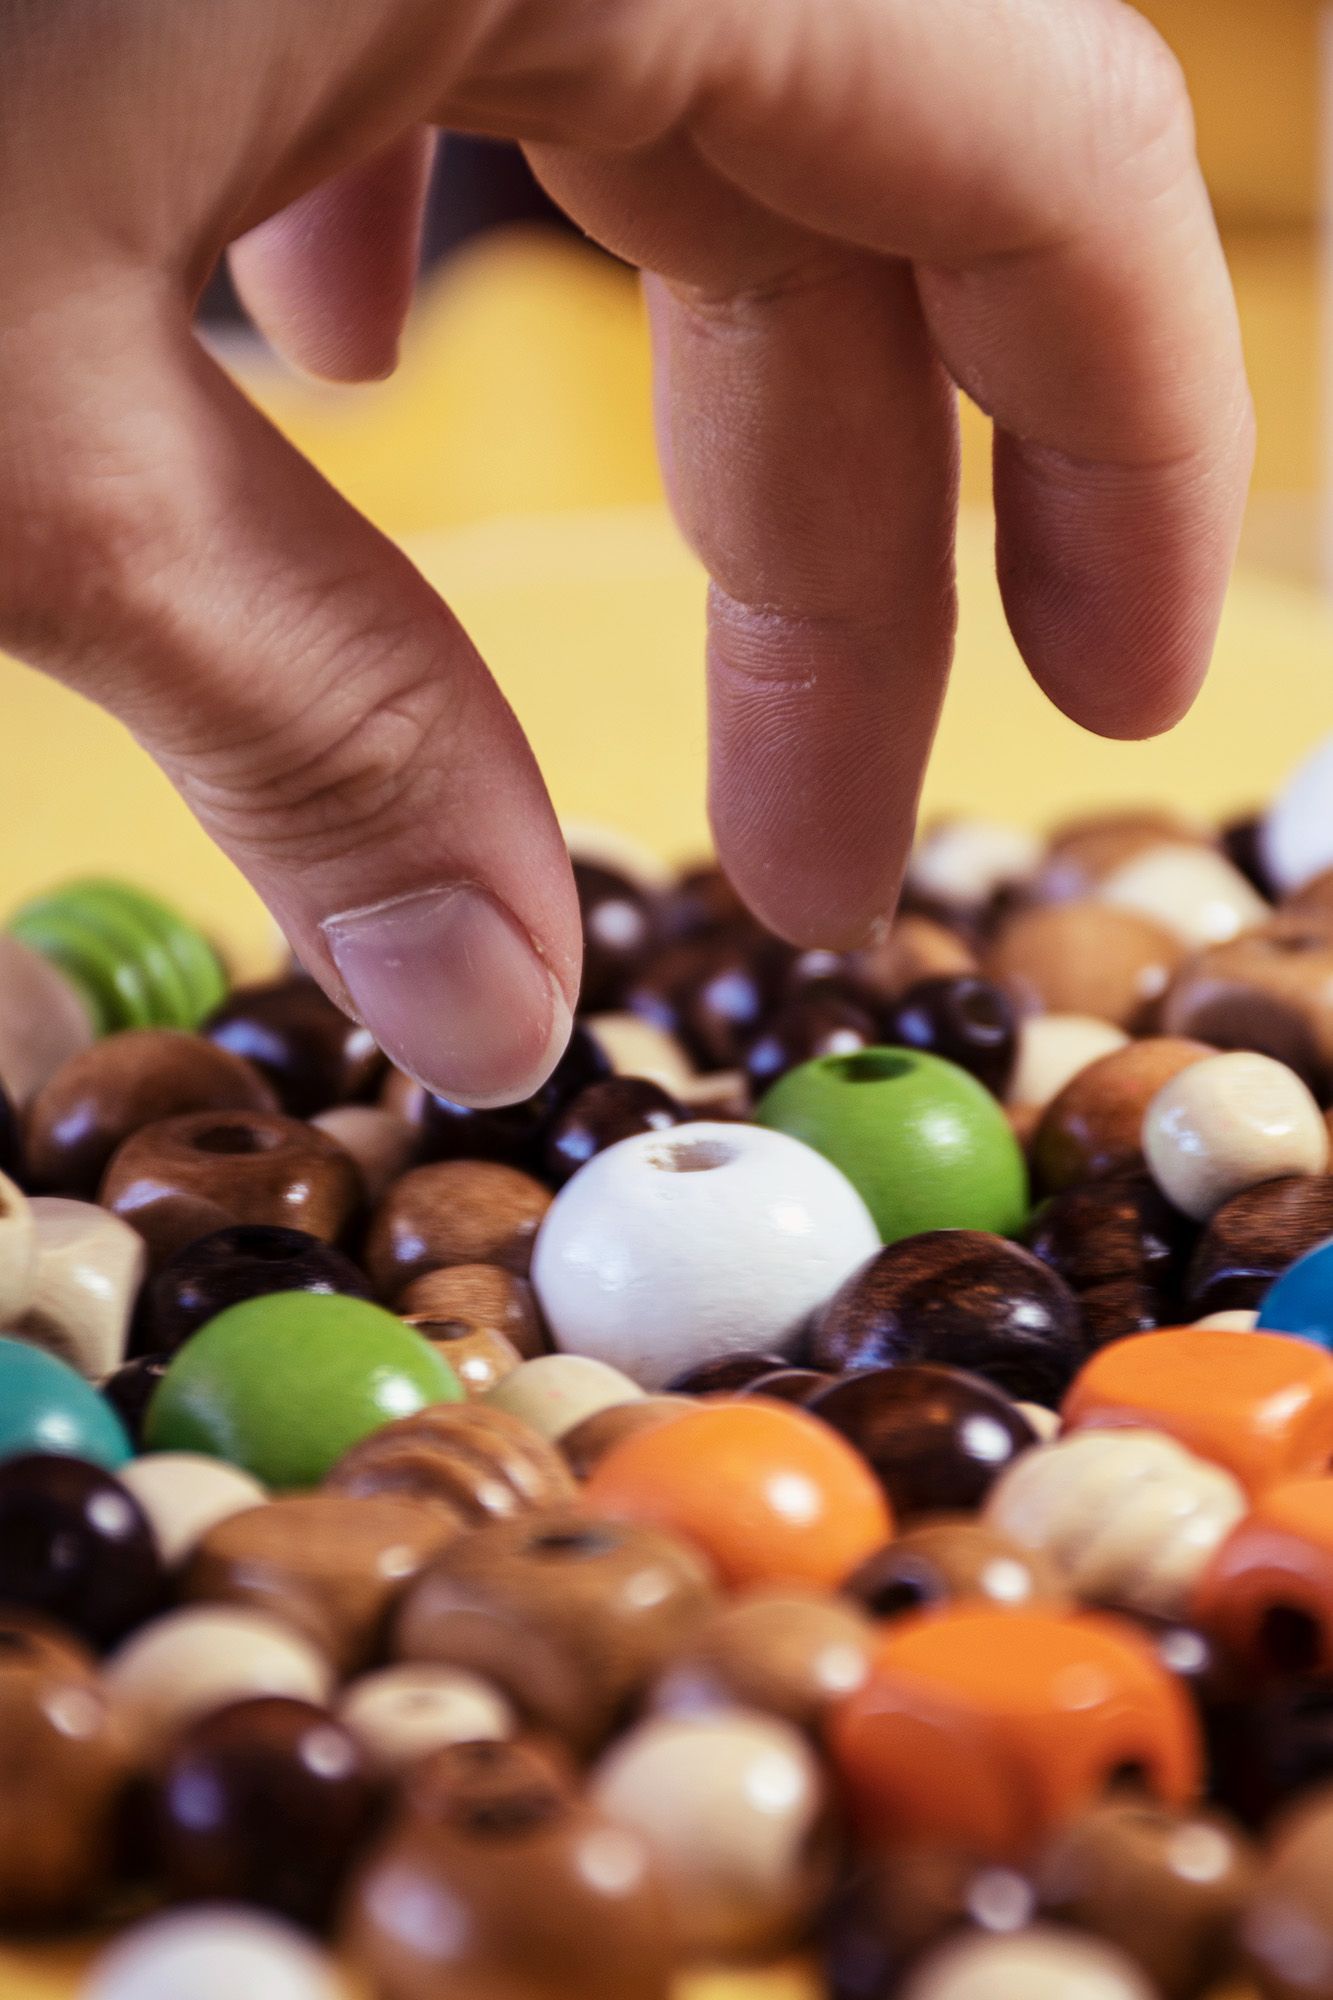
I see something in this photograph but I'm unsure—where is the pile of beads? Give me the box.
[12,769,1333,1998]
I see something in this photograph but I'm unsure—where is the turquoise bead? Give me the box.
[1258,1238,1333,1347]
[756,1046,1028,1243]
[145,1291,463,1488]
[0,1338,132,1468]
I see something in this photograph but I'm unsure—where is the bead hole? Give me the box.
[527,1526,618,1560]
[831,1051,915,1083]
[1258,1603,1323,1675]
[650,1139,736,1173]
[1104,1760,1150,1794]
[189,1123,281,1156]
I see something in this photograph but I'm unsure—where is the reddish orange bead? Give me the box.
[1192,1477,1333,1677]
[828,1606,1200,1861]
[1062,1327,1333,1495]
[583,1397,892,1591]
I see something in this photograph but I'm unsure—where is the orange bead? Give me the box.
[583,1397,892,1591]
[1062,1327,1333,1495]
[828,1606,1200,1862]
[1192,1477,1333,1677]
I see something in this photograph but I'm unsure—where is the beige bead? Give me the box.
[1016,1402,1062,1442]
[1143,1051,1329,1222]
[1006,1016,1129,1112]
[118,1454,268,1568]
[985,1427,1246,1620]
[9,1195,145,1377]
[1193,1309,1260,1331]
[486,1354,645,1442]
[104,1604,332,1740]
[337,1664,516,1774]
[0,1170,35,1325]
[1098,843,1270,948]
[0,934,96,1106]
[907,820,1041,916]
[901,1927,1156,2000]
[309,1105,417,1206]
[591,1710,830,1958]
[583,1013,696,1095]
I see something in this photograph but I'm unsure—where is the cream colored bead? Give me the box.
[1193,1308,1260,1331]
[901,1927,1156,2000]
[1006,1015,1129,1110]
[907,820,1042,916]
[119,1454,268,1568]
[485,1353,644,1441]
[309,1106,417,1207]
[1016,1401,1061,1442]
[0,935,95,1106]
[1098,843,1269,948]
[104,1604,332,1740]
[9,1196,144,1377]
[591,1710,829,1958]
[1143,1051,1328,1222]
[582,1013,696,1095]
[0,1170,35,1325]
[337,1664,516,1774]
[984,1427,1246,1620]
[84,1907,342,2000]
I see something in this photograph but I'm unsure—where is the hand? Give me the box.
[0,0,1252,1104]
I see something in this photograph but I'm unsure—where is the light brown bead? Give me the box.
[984,900,1184,1030]
[402,1316,523,1398]
[310,1104,419,1206]
[325,1401,577,1525]
[846,1516,1071,1620]
[9,1195,145,1377]
[104,1604,334,1741]
[650,1588,874,1731]
[1033,811,1211,904]
[1161,912,1333,1094]
[365,1160,551,1300]
[380,1064,430,1126]
[853,915,977,1005]
[1242,1783,1333,2000]
[561,1396,692,1479]
[1033,1037,1214,1193]
[396,1262,546,1360]
[337,1664,516,1775]
[0,934,96,1107]
[0,1168,35,1324]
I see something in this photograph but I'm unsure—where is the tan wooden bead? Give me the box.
[401,1315,523,1398]
[1161,912,1333,1091]
[104,1604,333,1741]
[309,1103,418,1205]
[365,1159,551,1300]
[1006,1015,1129,1112]
[0,933,96,1107]
[118,1453,268,1567]
[1098,842,1270,948]
[1033,810,1211,903]
[8,1195,145,1377]
[397,1262,547,1359]
[337,1663,516,1774]
[485,1353,646,1441]
[906,820,1041,918]
[1243,1785,1333,2000]
[650,1589,874,1732]
[984,900,1184,1030]
[853,915,977,1004]
[582,1012,697,1095]
[325,1401,577,1523]
[1143,1050,1329,1222]
[901,1928,1157,2000]
[0,1168,35,1325]
[561,1396,692,1478]
[1033,1037,1213,1193]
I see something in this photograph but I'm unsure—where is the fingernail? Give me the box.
[322,884,571,1108]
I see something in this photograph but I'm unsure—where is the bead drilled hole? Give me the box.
[1258,1604,1323,1675]
[188,1124,281,1156]
[831,1051,915,1083]
[527,1526,619,1560]
[650,1139,737,1173]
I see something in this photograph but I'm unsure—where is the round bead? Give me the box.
[144,1290,461,1487]
[1033,1036,1215,1192]
[399,1733,577,1831]
[625,935,777,1071]
[1160,913,1333,1096]
[650,1590,874,1730]
[1261,730,1333,894]
[591,1710,831,1957]
[584,1397,892,1590]
[1026,1173,1192,1300]
[485,1352,645,1439]
[1190,1178,1333,1319]
[846,1516,1069,1620]
[1142,1051,1328,1222]
[119,1451,268,1566]
[308,1103,417,1206]
[573,857,658,1012]
[84,1909,341,2000]
[1098,842,1271,948]
[1241,1781,1333,2000]
[104,1603,334,1738]
[397,1261,546,1359]
[906,819,1041,917]
[561,1396,691,1478]
[141,1222,373,1356]
[0,932,96,1107]
[365,1159,551,1301]
[852,914,977,1002]
[809,1364,1038,1518]
[823,1849,1036,2000]
[1259,1238,1333,1347]
[757,1049,1028,1243]
[743,991,879,1097]
[205,975,383,1116]
[1006,1014,1129,1113]
[901,1928,1157,2000]
[984,900,1183,1030]
[545,1076,683,1184]
[0,1452,164,1647]
[420,1020,610,1173]
[100,1352,169,1447]
[401,1316,520,1398]
[0,1167,34,1324]
[325,1400,576,1523]
[0,1337,131,1467]
[885,976,1017,1096]
[337,1663,516,1774]
[1035,809,1208,900]
[531,1120,879,1390]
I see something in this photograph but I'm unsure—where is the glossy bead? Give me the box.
[145,1291,461,1488]
[11,877,225,1033]
[829,1606,1201,1858]
[0,932,96,1107]
[420,1020,610,1172]
[119,1451,267,1566]
[309,1104,418,1205]
[561,1396,691,1477]
[1259,1238,1333,1348]
[1242,1782,1333,1999]
[152,1695,377,1927]
[812,1231,1084,1404]
[8,1194,146,1379]
[532,1121,878,1389]
[0,1336,131,1467]
[583,1010,697,1096]
[809,1365,1038,1519]
[104,1603,333,1739]
[852,914,978,1003]
[1006,1014,1129,1114]
[591,1710,832,1956]
[1262,733,1333,894]
[901,1928,1157,2000]
[584,1397,892,1590]
[365,1159,551,1300]
[1035,1795,1254,2000]
[1035,810,1208,900]
[573,857,658,1011]
[1026,1173,1192,1304]
[906,820,1041,918]
[84,1909,342,2000]
[1192,1478,1333,1678]
[743,992,880,1097]
[206,975,383,1116]
[0,1166,34,1322]
[396,1262,546,1359]
[325,1400,576,1524]
[1143,1051,1328,1221]
[1189,1177,1333,1318]
[101,1108,361,1267]
[625,936,778,1071]
[1225,813,1280,898]
[398,1733,577,1830]
[1097,842,1271,948]
[846,1516,1069,1620]
[140,1221,373,1356]
[885,976,1018,1096]
[403,1315,521,1397]
[100,1351,169,1447]
[665,1350,793,1394]
[484,1351,645,1439]
[337,1664,516,1774]
[1032,1037,1215,1193]
[1161,914,1333,1096]
[0,1453,163,1648]
[984,900,1184,1030]
[394,1508,717,1752]
[1218,1677,1333,1827]
[544,1075,683,1184]
[985,1428,1246,1619]
[650,1589,874,1730]
[1063,1326,1333,1495]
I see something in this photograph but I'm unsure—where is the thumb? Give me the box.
[5,296,580,1106]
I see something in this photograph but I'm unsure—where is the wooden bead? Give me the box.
[84,1909,342,2000]
[104,1604,334,1740]
[585,1398,893,1591]
[398,1733,577,1831]
[182,1493,460,1675]
[591,1710,832,1957]
[100,1352,169,1448]
[0,932,96,1107]
[545,1075,683,1184]
[402,1315,522,1397]
[573,857,658,1012]
[486,1352,645,1440]
[205,975,384,1116]
[906,819,1041,918]
[812,1231,1085,1404]
[1242,1784,1333,2000]
[829,1606,1201,1859]
[1034,810,1209,902]
[0,1075,20,1182]
[1193,1479,1333,1679]
[397,1262,546,1359]
[101,1109,360,1267]
[560,1395,692,1478]
[824,1848,1037,2000]
[809,1365,1038,1519]
[852,914,978,1004]
[624,936,777,1071]
[1187,1175,1333,1317]
[0,1452,164,1648]
[743,991,879,1097]
[0,1166,34,1324]
[1006,1015,1129,1113]
[583,1010,697,1095]
[6,1194,146,1378]
[1144,1052,1329,1220]
[984,900,1184,1030]
[666,1350,792,1393]
[365,1159,551,1299]
[337,1664,516,1774]
[309,1104,418,1205]
[1033,1037,1214,1193]
[119,1452,268,1567]
[1097,842,1270,948]
[886,976,1018,1096]
[393,1508,718,1753]
[901,1928,1157,2000]
[1063,1326,1333,1495]
[846,1516,1070,1619]
[650,1589,874,1730]
[1025,1173,1193,1305]
[984,1428,1246,1619]
[23,1028,278,1198]
[140,1221,373,1355]
[1161,914,1333,1095]
[419,1022,610,1173]
[325,1400,577,1523]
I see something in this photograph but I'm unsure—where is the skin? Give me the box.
[0,0,1252,1103]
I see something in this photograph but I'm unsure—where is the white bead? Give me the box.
[1262,732,1333,894]
[82,1906,341,2000]
[338,1663,515,1773]
[984,1427,1246,1620]
[532,1121,880,1390]
[484,1353,645,1440]
[582,1013,696,1095]
[0,1170,34,1325]
[1193,1308,1260,1331]
[104,1604,332,1740]
[9,1196,144,1378]
[907,820,1042,914]
[1006,1015,1129,1110]
[901,1926,1156,2000]
[1142,1050,1328,1222]
[1098,843,1269,948]
[118,1453,268,1567]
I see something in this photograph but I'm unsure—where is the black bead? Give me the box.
[0,1455,164,1649]
[808,1364,1038,1518]
[1212,1677,1333,1827]
[743,994,879,1097]
[140,1223,373,1354]
[544,1077,682,1186]
[1222,814,1278,901]
[206,976,384,1117]
[101,1353,171,1447]
[654,865,754,946]
[885,977,1018,1097]
[422,1022,611,1173]
[575,861,658,1013]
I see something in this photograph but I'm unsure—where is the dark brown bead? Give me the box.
[397,1263,546,1360]
[626,938,778,1071]
[1223,814,1278,900]
[1187,1175,1333,1317]
[140,1222,373,1354]
[100,1352,169,1447]
[544,1076,682,1186]
[100,1108,361,1268]
[23,1029,278,1198]
[665,1351,792,1395]
[850,916,978,1006]
[823,1847,1034,2000]
[560,1397,692,1479]
[364,1160,551,1301]
[1025,1173,1192,1295]
[205,975,384,1117]
[420,1023,610,1173]
[743,1367,833,1403]
[393,1509,718,1753]
[153,1695,378,1929]
[325,1402,577,1525]
[984,900,1184,1030]
[1239,1784,1333,2000]
[812,1231,1085,1405]
[845,1516,1069,1620]
[1033,1037,1214,1193]
[656,863,752,945]
[650,1589,875,1732]
[1212,1676,1333,1827]
[1077,1275,1169,1348]
[0,1454,164,1650]
[399,1734,578,1833]
[575,860,659,1012]
[743,994,879,1097]
[1161,914,1333,1100]
[885,977,1018,1097]
[808,1365,1038,1519]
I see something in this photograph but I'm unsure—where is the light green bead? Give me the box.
[0,1337,132,1469]
[145,1291,462,1488]
[756,1046,1028,1242]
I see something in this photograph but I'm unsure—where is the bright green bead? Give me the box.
[756,1046,1028,1242]
[144,1291,463,1488]
[0,1338,132,1469]
[7,907,139,1032]
[61,880,227,1026]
